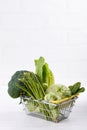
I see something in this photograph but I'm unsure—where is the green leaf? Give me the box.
[42,63,54,86]
[34,56,54,87]
[34,57,45,81]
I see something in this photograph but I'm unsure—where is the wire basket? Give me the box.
[22,96,77,122]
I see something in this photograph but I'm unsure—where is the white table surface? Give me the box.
[0,86,87,130]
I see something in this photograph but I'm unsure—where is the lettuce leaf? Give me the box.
[34,57,54,88]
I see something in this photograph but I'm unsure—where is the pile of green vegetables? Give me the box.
[8,57,85,121]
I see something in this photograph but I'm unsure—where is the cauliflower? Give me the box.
[46,84,71,99]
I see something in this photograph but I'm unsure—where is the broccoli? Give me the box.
[8,70,30,98]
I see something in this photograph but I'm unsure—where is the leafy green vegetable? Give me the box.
[42,63,54,87]
[34,57,45,82]
[17,72,45,100]
[77,87,85,93]
[69,82,85,95]
[34,57,54,88]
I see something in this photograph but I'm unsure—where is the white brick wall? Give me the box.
[0,0,87,86]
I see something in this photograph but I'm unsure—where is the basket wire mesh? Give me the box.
[22,96,77,122]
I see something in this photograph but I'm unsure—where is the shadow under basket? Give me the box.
[22,96,78,123]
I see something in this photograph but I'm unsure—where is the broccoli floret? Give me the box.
[8,70,29,98]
